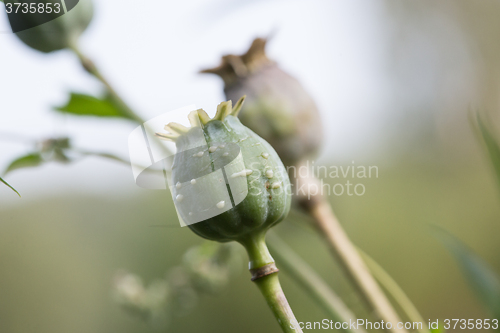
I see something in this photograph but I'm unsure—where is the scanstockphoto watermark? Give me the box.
[291,319,423,331]
[291,318,499,331]
[288,160,379,198]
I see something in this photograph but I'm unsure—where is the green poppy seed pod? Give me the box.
[6,0,93,53]
[201,38,323,167]
[156,97,291,270]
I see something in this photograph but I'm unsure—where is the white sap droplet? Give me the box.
[231,169,253,178]
[223,152,229,157]
[265,169,274,178]
[193,151,204,157]
[261,153,269,159]
[191,179,196,185]
[271,182,282,189]
[239,137,250,143]
[216,201,225,209]
[176,182,182,189]
[219,144,225,148]
[209,146,218,153]
[176,194,184,202]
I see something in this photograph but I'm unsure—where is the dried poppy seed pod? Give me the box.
[155,97,291,271]
[6,0,93,53]
[201,38,323,167]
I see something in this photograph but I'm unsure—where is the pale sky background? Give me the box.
[0,0,474,206]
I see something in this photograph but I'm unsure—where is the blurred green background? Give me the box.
[1,146,499,332]
[2,0,500,332]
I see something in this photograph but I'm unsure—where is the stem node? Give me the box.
[250,262,279,281]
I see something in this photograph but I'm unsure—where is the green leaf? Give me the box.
[434,227,500,317]
[55,93,132,119]
[0,176,20,197]
[473,113,500,190]
[5,153,43,175]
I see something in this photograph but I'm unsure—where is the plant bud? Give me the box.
[5,0,93,53]
[155,97,291,248]
[201,38,323,166]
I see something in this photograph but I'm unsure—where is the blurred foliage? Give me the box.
[55,93,133,120]
[434,228,500,324]
[4,137,128,175]
[180,242,243,294]
[439,112,500,330]
[0,176,20,196]
[112,241,244,330]
[113,271,169,324]
[6,153,45,174]
[4,138,70,174]
[473,113,500,192]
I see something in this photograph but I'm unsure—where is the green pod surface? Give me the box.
[6,0,93,53]
[156,97,291,245]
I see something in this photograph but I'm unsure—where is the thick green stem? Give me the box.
[239,234,303,333]
[267,231,367,333]
[69,44,145,125]
[239,232,274,270]
[254,273,302,333]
